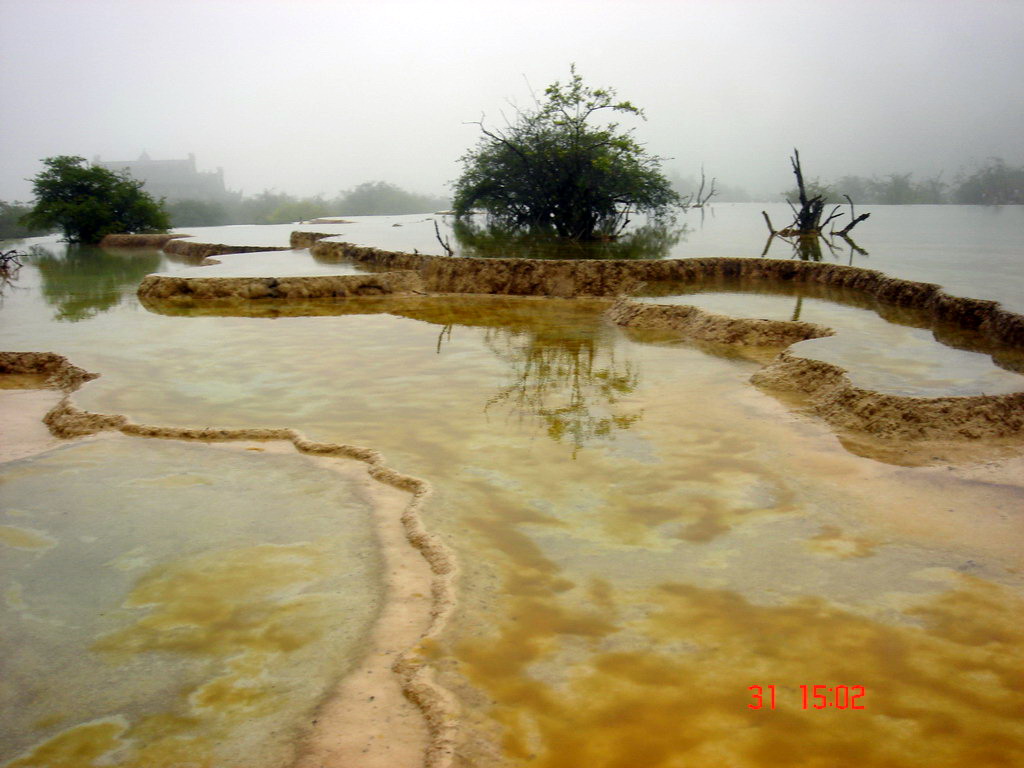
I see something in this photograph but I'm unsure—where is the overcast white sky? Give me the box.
[1,0,1022,201]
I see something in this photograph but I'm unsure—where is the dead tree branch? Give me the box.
[787,148,831,233]
[691,166,718,208]
[433,219,455,257]
[832,195,870,236]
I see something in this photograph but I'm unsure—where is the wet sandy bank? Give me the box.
[162,238,292,261]
[607,297,835,347]
[98,233,189,248]
[138,270,424,301]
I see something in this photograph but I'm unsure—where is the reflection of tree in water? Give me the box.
[1,248,25,303]
[481,325,641,457]
[29,244,162,322]
[452,218,687,260]
[761,230,868,265]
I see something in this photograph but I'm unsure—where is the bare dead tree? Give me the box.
[782,149,845,235]
[762,150,871,262]
[832,194,871,237]
[433,219,455,257]
[690,166,718,208]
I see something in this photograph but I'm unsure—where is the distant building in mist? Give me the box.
[93,152,232,202]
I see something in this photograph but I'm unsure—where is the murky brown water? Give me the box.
[1,211,1022,767]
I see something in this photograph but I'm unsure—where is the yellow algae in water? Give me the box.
[94,542,334,657]
[804,524,879,558]
[5,714,217,768]
[22,542,352,767]
[4,717,128,768]
[0,525,56,551]
[451,574,1024,767]
[188,650,277,714]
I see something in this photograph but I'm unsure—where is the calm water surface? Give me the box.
[174,204,1024,311]
[1,208,1022,767]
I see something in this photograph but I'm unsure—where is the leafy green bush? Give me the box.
[453,67,680,240]
[22,156,170,243]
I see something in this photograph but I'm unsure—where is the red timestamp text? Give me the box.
[748,685,866,710]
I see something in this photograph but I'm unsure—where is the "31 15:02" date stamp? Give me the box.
[748,685,866,710]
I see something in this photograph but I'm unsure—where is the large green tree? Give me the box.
[22,156,170,243]
[453,67,681,240]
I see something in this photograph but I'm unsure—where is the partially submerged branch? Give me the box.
[1,248,25,298]
[832,195,871,237]
[0,249,23,273]
[786,148,830,234]
[433,219,455,257]
[765,151,872,261]
[691,166,718,208]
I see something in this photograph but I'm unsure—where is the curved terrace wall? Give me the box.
[0,350,460,768]
[128,231,1024,445]
[138,271,424,301]
[162,238,292,261]
[302,236,1024,351]
[99,233,189,248]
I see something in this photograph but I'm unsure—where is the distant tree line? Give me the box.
[5,157,1022,242]
[1,175,450,239]
[780,158,1024,205]
[163,181,450,228]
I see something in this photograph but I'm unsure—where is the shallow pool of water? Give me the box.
[637,289,1024,396]
[1,215,1022,767]
[0,438,382,766]
[165,205,1024,313]
[160,249,367,278]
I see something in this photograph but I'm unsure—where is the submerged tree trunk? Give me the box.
[762,150,871,261]
[782,149,843,235]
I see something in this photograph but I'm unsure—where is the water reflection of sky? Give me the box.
[637,290,1024,396]
[1,208,1022,767]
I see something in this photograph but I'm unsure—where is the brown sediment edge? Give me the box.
[606,298,1023,441]
[0,351,460,768]
[299,234,1024,352]
[749,349,1024,440]
[135,230,1024,442]
[99,233,191,248]
[137,271,425,301]
[135,231,1024,442]
[162,238,292,260]
[606,296,835,347]
[0,350,100,391]
[293,233,1024,442]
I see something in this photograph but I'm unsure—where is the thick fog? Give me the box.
[2,0,1022,201]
